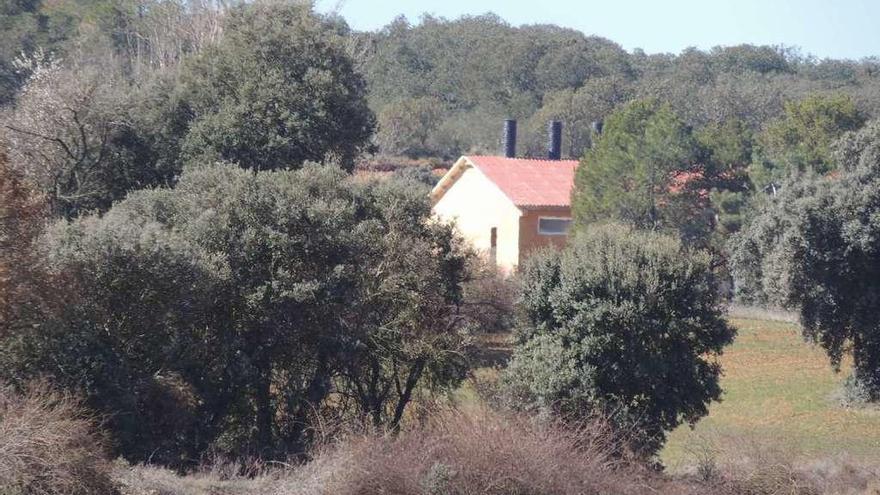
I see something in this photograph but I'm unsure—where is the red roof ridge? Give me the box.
[465,154,579,164]
[461,155,578,209]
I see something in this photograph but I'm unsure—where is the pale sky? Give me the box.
[314,0,880,60]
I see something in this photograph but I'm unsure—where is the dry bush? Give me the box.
[797,456,880,495]
[717,436,818,495]
[0,155,52,338]
[114,462,279,495]
[283,407,697,495]
[460,259,518,334]
[0,381,116,495]
[111,409,880,495]
[679,432,880,495]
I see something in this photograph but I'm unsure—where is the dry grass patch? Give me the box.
[115,462,280,495]
[677,432,880,495]
[0,381,117,495]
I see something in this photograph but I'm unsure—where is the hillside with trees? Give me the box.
[356,14,880,161]
[5,1,880,164]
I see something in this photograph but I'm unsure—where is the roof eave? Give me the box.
[429,156,471,205]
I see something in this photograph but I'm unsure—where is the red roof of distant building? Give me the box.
[464,155,579,208]
[668,170,704,193]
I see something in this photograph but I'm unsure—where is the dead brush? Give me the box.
[0,380,116,495]
[285,406,684,495]
[712,434,819,495]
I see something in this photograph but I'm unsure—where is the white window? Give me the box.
[538,217,571,236]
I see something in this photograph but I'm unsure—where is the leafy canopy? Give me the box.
[571,99,710,244]
[1,2,377,217]
[751,94,866,192]
[180,2,375,171]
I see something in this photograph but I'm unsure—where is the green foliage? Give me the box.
[708,189,751,240]
[571,99,711,245]
[696,119,753,187]
[502,224,735,457]
[2,163,472,465]
[355,21,880,160]
[572,107,758,252]
[751,94,866,192]
[839,371,877,407]
[376,97,445,158]
[696,120,755,246]
[361,15,631,113]
[729,120,880,399]
[524,75,634,158]
[726,177,815,306]
[8,3,880,166]
[391,164,439,188]
[357,15,632,158]
[180,2,375,171]
[2,2,378,217]
[709,44,793,75]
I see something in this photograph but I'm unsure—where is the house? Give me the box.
[430,120,579,272]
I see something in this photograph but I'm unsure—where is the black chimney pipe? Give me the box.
[590,120,603,149]
[503,119,517,158]
[548,120,562,160]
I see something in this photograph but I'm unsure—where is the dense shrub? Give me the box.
[0,381,116,495]
[502,224,735,458]
[1,2,376,218]
[3,163,472,466]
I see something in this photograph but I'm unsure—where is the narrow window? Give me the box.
[490,227,498,264]
[538,217,571,236]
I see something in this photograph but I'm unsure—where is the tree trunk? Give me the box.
[286,351,330,453]
[391,358,426,429]
[254,365,273,454]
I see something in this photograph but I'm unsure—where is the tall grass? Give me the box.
[284,407,696,495]
[0,381,116,495]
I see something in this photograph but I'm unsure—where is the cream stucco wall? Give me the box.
[432,165,523,271]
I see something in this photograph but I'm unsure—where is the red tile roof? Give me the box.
[466,155,578,208]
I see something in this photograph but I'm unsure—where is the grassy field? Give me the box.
[467,317,880,471]
[663,317,880,470]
